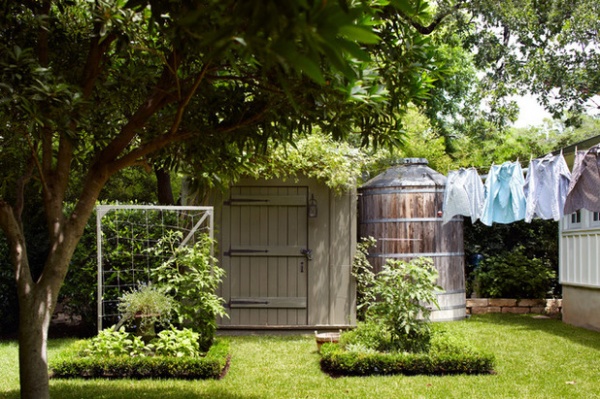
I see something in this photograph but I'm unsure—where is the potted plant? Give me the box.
[115,283,175,342]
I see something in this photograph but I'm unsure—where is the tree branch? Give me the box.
[216,105,270,134]
[14,158,36,223]
[36,0,51,67]
[81,21,118,99]
[94,51,181,165]
[395,2,464,35]
[107,103,270,175]
[0,201,34,293]
[169,62,212,135]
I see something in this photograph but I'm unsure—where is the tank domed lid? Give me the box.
[394,158,429,166]
[360,158,446,189]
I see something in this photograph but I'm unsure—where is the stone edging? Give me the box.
[466,298,562,316]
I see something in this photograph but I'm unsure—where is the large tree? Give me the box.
[0,1,443,397]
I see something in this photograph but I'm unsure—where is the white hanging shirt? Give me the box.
[524,153,571,222]
[442,168,485,224]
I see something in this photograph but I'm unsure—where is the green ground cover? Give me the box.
[1,314,599,399]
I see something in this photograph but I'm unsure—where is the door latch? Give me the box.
[301,248,313,261]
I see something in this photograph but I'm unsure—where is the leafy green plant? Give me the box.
[366,257,441,353]
[464,219,560,297]
[116,284,176,340]
[80,327,149,358]
[51,339,231,380]
[151,231,227,351]
[351,237,377,322]
[339,322,390,353]
[153,327,201,358]
[472,245,556,299]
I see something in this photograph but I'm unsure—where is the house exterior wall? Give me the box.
[209,176,356,328]
[562,285,600,332]
[560,209,600,331]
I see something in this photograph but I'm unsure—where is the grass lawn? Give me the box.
[1,314,600,398]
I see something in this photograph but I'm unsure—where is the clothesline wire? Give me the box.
[448,144,591,175]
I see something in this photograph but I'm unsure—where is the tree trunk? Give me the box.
[155,167,175,205]
[18,289,52,399]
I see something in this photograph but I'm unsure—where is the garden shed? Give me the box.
[559,134,600,332]
[207,176,357,329]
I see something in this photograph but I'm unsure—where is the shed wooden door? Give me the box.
[222,186,309,326]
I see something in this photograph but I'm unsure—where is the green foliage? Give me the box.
[0,243,18,336]
[81,325,202,359]
[461,0,600,120]
[51,339,230,380]
[153,327,201,358]
[151,231,227,351]
[247,133,369,194]
[80,327,149,358]
[472,245,556,300]
[351,237,377,322]
[366,258,441,353]
[319,339,494,377]
[464,219,560,298]
[339,321,391,353]
[117,284,176,336]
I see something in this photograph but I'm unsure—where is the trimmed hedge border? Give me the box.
[319,343,495,377]
[50,339,230,380]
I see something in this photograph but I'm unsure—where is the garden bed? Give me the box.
[49,338,231,380]
[319,340,494,377]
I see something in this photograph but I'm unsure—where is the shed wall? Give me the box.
[210,176,356,328]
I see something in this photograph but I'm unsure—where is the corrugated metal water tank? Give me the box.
[358,158,466,321]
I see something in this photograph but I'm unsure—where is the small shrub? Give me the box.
[339,321,391,352]
[80,327,149,357]
[367,257,441,353]
[472,245,556,299]
[151,231,227,351]
[351,237,377,322]
[153,327,201,358]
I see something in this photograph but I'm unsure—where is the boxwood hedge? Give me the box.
[319,342,494,377]
[50,338,230,380]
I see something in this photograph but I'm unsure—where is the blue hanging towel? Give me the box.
[480,161,526,226]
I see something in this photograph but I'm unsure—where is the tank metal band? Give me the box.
[368,252,464,258]
[361,217,444,223]
[360,188,445,194]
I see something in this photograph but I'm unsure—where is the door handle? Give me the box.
[301,248,312,261]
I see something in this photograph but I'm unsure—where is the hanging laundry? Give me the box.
[524,152,571,222]
[442,168,485,224]
[480,161,526,226]
[564,145,600,214]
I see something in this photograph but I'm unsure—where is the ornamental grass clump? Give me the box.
[116,283,176,341]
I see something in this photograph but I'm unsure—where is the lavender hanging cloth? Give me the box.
[564,145,600,214]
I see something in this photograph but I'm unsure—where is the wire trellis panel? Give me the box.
[96,205,214,330]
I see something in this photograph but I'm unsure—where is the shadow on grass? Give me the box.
[0,385,263,399]
[468,313,600,351]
